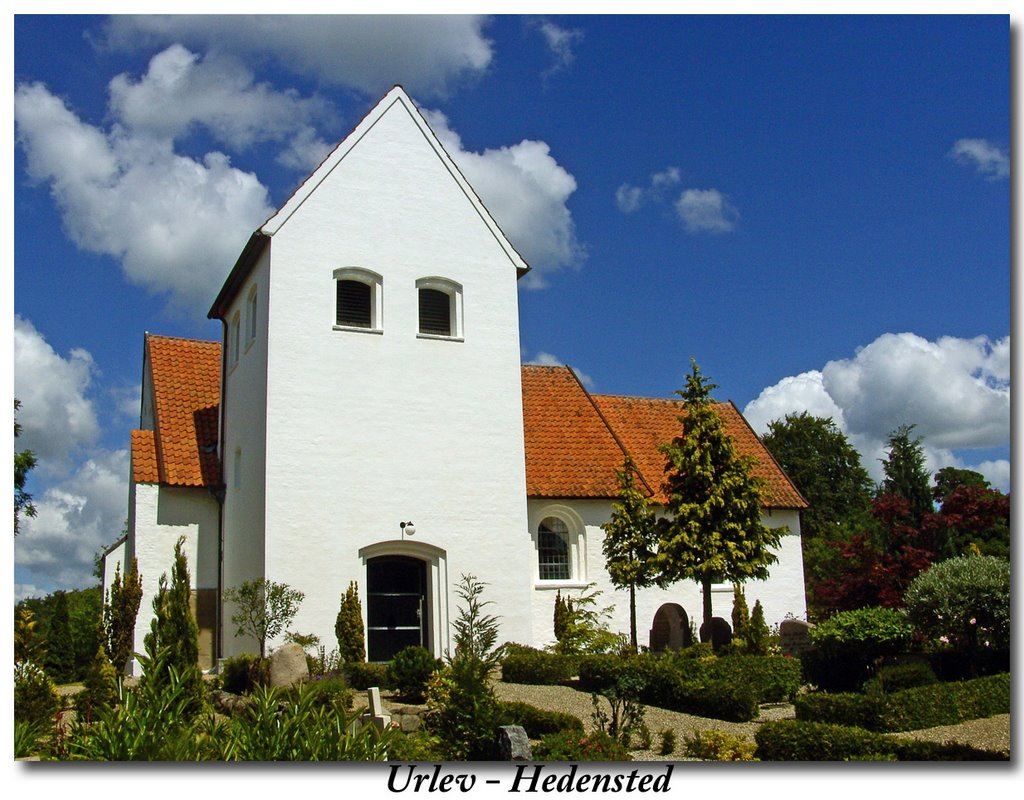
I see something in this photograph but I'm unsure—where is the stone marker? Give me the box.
[779,618,814,656]
[268,642,309,688]
[361,686,392,733]
[495,725,532,761]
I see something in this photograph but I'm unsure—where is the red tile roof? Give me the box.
[130,429,159,484]
[136,335,222,488]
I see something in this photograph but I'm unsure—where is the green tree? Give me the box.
[602,457,661,652]
[932,467,989,503]
[103,558,143,674]
[746,599,769,655]
[14,607,46,665]
[760,412,873,540]
[77,640,119,719]
[335,580,365,663]
[731,585,750,647]
[224,578,305,659]
[552,590,570,646]
[44,590,76,683]
[14,399,38,535]
[657,361,782,632]
[880,425,933,524]
[142,536,205,716]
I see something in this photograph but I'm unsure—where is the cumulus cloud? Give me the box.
[674,188,739,233]
[109,44,334,170]
[615,184,644,214]
[15,81,275,312]
[744,333,1011,490]
[101,15,494,99]
[615,166,680,213]
[15,448,130,592]
[423,108,584,287]
[526,351,594,388]
[537,20,584,75]
[950,138,1010,180]
[13,316,100,473]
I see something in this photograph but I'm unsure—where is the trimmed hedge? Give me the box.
[755,719,1007,761]
[705,655,802,703]
[344,661,392,690]
[499,700,584,737]
[500,651,577,685]
[795,673,1010,732]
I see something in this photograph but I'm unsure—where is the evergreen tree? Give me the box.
[602,458,661,652]
[731,585,750,647]
[657,361,782,632]
[14,607,46,665]
[44,590,76,683]
[103,558,143,675]
[552,591,569,646]
[880,425,933,524]
[746,600,770,655]
[142,537,205,717]
[335,581,365,663]
[77,639,119,719]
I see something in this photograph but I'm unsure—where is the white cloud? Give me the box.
[537,20,583,75]
[674,188,739,233]
[13,316,100,473]
[15,81,275,312]
[15,448,130,592]
[423,108,584,287]
[109,44,334,170]
[615,184,643,214]
[950,138,1010,180]
[615,166,681,213]
[743,333,1011,489]
[651,167,681,188]
[101,15,494,99]
[526,351,593,388]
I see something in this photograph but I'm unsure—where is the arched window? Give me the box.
[416,277,463,339]
[537,517,571,581]
[334,267,383,332]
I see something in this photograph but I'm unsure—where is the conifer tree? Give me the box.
[880,424,933,525]
[552,591,569,646]
[142,537,205,716]
[657,361,782,633]
[14,607,46,665]
[78,639,119,719]
[731,585,750,648]
[747,600,770,655]
[103,558,143,675]
[44,590,76,683]
[335,581,365,663]
[603,457,660,652]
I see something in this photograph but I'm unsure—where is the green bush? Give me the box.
[344,661,392,690]
[804,606,914,692]
[299,673,352,711]
[795,673,1010,732]
[76,643,120,719]
[499,700,584,737]
[705,655,802,703]
[389,646,440,702]
[862,660,937,694]
[533,729,631,761]
[684,729,758,761]
[219,653,268,695]
[502,650,576,685]
[14,661,60,726]
[755,719,1007,761]
[904,556,1010,671]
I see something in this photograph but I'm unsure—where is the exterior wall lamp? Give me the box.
[400,521,415,540]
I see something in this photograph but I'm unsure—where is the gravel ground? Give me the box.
[491,680,1011,760]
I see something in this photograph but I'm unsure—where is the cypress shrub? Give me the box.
[44,591,76,684]
[335,581,365,664]
[104,558,143,675]
[76,641,120,718]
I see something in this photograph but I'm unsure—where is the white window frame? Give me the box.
[333,267,383,333]
[532,505,587,588]
[415,276,463,341]
[245,285,258,349]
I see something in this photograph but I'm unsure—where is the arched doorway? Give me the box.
[366,555,428,662]
[649,603,692,653]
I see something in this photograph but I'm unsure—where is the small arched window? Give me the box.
[416,277,462,339]
[537,517,571,581]
[334,267,383,332]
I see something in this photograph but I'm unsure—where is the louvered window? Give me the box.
[418,288,452,336]
[337,279,372,328]
[538,517,571,581]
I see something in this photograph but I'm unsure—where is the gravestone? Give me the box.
[361,686,392,733]
[779,618,814,656]
[699,616,732,650]
[495,725,532,761]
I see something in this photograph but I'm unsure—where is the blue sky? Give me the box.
[11,14,1011,599]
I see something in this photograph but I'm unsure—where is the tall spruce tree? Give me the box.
[142,537,205,716]
[103,558,143,674]
[602,457,661,652]
[880,425,933,524]
[335,581,365,663]
[44,590,76,683]
[657,361,782,633]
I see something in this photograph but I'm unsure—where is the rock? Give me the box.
[495,725,531,761]
[268,643,309,688]
[211,689,251,716]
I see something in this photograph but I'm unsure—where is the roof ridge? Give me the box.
[146,333,220,347]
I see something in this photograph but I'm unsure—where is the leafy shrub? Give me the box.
[14,661,60,726]
[658,729,676,756]
[862,660,937,694]
[220,653,268,695]
[387,730,447,761]
[705,654,802,703]
[499,700,584,737]
[501,651,576,685]
[533,729,631,761]
[795,673,1010,732]
[904,556,1010,672]
[344,661,392,690]
[300,673,352,711]
[591,675,646,748]
[755,719,1007,761]
[389,645,440,702]
[76,643,120,719]
[15,719,43,759]
[804,606,914,692]
[684,729,758,761]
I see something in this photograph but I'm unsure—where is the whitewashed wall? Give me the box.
[527,499,806,650]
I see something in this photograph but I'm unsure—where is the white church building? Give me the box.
[104,87,808,672]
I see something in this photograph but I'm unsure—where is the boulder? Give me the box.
[495,725,532,761]
[268,643,309,688]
